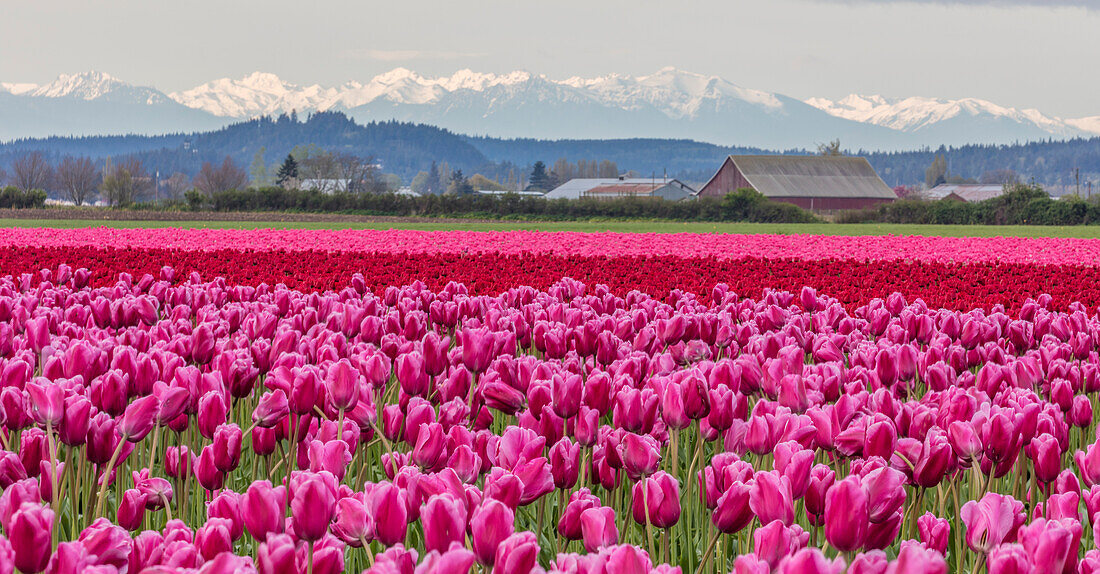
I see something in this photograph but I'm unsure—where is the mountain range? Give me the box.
[2,69,1099,150]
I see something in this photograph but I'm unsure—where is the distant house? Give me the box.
[925,184,1006,202]
[299,178,347,194]
[545,177,696,201]
[696,155,898,211]
[475,189,546,197]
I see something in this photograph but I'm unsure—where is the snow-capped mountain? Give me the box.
[805,94,1089,142]
[2,68,1098,149]
[0,71,225,140]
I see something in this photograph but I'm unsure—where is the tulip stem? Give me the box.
[361,536,374,567]
[696,526,720,574]
[45,421,60,550]
[94,438,128,519]
[147,423,161,471]
[307,541,315,574]
[642,481,657,562]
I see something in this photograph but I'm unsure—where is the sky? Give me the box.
[2,0,1098,117]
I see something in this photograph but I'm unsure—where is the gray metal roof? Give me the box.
[717,155,898,199]
[545,178,695,200]
[925,184,1005,202]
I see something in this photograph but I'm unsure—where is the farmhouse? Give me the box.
[925,183,1005,202]
[545,177,696,201]
[696,155,898,211]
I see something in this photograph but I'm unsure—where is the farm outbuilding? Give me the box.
[545,178,696,201]
[696,155,898,211]
[925,184,1006,202]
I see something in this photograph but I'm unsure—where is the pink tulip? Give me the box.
[917,512,950,555]
[886,541,947,574]
[558,488,602,541]
[119,394,159,442]
[493,531,539,574]
[631,471,681,529]
[580,506,619,552]
[421,493,468,554]
[326,358,361,411]
[24,380,65,427]
[332,495,370,547]
[257,533,298,574]
[471,499,515,566]
[754,519,810,569]
[460,327,495,373]
[713,481,754,534]
[368,482,408,546]
[196,516,234,560]
[252,390,289,428]
[1029,433,1062,485]
[961,493,1026,553]
[10,503,53,573]
[550,437,581,490]
[242,480,287,541]
[208,490,244,541]
[750,471,796,526]
[291,472,337,542]
[116,488,147,530]
[824,476,869,553]
[212,423,243,473]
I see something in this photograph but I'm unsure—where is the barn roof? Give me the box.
[546,178,695,199]
[705,155,898,199]
[925,184,1005,202]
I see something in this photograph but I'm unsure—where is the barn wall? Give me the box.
[772,197,895,211]
[698,160,752,197]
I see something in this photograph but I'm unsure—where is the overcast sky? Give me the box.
[2,0,1098,117]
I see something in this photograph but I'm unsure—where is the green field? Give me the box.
[6,218,1100,238]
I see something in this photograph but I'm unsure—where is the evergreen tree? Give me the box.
[528,161,551,191]
[446,169,474,195]
[276,154,299,188]
[425,162,443,195]
[925,154,948,189]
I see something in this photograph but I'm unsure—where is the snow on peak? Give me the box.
[0,82,37,95]
[169,72,336,117]
[30,71,132,99]
[805,93,1084,135]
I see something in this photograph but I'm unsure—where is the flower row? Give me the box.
[1,227,1098,265]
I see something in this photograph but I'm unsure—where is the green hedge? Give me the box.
[0,187,47,209]
[836,184,1100,226]
[184,187,819,223]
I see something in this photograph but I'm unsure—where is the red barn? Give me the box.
[697,155,898,211]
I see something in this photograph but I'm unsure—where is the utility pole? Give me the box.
[1076,167,1081,198]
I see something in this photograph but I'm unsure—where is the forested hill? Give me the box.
[1,111,1097,187]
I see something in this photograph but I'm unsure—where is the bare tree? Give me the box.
[194,156,249,196]
[299,152,340,193]
[162,172,192,201]
[334,153,385,193]
[818,139,844,156]
[55,156,100,206]
[100,157,152,206]
[11,151,54,191]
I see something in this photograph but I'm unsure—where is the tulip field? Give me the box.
[1,227,1100,574]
